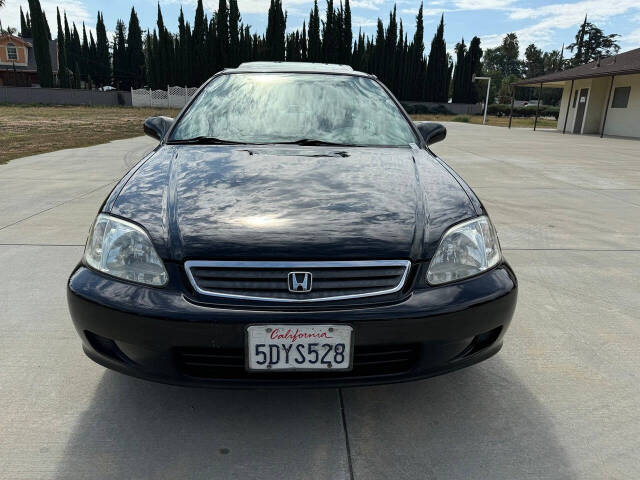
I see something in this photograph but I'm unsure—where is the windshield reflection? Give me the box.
[170,73,416,146]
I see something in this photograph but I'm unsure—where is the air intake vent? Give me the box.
[176,344,420,379]
[185,260,410,302]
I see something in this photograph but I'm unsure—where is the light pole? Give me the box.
[472,74,491,125]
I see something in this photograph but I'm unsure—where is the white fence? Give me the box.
[131,86,198,108]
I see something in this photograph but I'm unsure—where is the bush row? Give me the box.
[401,103,453,115]
[487,104,560,119]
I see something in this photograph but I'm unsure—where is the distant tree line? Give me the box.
[484,16,619,106]
[12,0,621,105]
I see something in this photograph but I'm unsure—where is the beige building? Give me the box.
[0,34,58,87]
[513,47,640,139]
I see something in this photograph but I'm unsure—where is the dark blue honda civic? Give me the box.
[67,62,517,387]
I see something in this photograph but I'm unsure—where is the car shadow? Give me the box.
[53,372,349,480]
[54,358,574,480]
[342,357,577,479]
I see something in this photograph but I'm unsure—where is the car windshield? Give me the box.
[169,73,416,146]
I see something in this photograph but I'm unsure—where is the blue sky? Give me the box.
[2,0,640,57]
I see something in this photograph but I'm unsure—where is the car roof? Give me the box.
[228,61,371,77]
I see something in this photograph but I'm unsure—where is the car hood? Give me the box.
[109,144,477,261]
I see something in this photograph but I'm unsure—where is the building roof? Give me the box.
[513,47,640,87]
[0,35,58,73]
[232,61,367,76]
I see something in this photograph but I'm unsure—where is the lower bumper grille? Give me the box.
[176,344,420,380]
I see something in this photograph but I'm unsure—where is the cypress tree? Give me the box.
[63,13,71,63]
[239,24,252,63]
[373,19,385,79]
[127,8,145,89]
[143,30,153,87]
[229,0,241,67]
[186,22,194,78]
[20,7,29,37]
[451,38,466,103]
[410,3,425,100]
[384,6,397,90]
[308,1,321,62]
[22,12,33,37]
[88,31,96,88]
[70,23,81,87]
[342,0,352,64]
[266,0,286,60]
[192,0,208,84]
[206,15,217,77]
[322,0,337,63]
[425,14,447,102]
[28,0,53,87]
[465,36,482,102]
[217,0,230,69]
[42,11,51,40]
[335,3,344,63]
[73,61,81,88]
[95,12,110,86]
[56,8,70,88]
[156,4,172,86]
[81,23,89,86]
[301,21,307,61]
[112,19,127,89]
[396,20,404,98]
[177,7,189,85]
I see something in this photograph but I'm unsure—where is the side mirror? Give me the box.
[143,116,173,141]
[415,122,447,146]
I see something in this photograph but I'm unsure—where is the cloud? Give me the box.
[620,28,640,50]
[350,0,385,10]
[452,0,516,10]
[400,7,443,16]
[482,0,640,53]
[509,0,640,21]
[2,0,93,36]
[196,0,311,15]
[352,16,379,28]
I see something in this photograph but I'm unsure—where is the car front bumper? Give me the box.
[67,263,517,388]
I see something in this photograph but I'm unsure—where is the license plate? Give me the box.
[246,325,353,371]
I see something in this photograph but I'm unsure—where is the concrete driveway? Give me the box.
[1,124,639,479]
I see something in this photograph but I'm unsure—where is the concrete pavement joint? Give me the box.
[0,243,84,247]
[503,248,640,252]
[338,389,355,480]
[0,180,115,232]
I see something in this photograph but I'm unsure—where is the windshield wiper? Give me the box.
[275,138,355,147]
[167,136,247,145]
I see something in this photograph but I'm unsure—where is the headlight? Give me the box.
[426,216,501,285]
[84,214,168,286]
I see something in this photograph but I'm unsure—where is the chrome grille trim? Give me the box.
[184,260,411,302]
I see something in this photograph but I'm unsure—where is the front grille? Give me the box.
[176,344,420,380]
[184,260,411,302]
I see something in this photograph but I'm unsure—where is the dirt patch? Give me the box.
[0,105,180,164]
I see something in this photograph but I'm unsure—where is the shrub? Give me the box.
[452,115,471,123]
[401,102,453,115]
[487,104,560,119]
